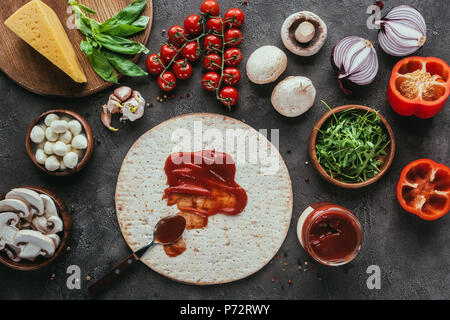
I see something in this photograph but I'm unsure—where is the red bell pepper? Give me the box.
[396,159,450,220]
[387,57,450,119]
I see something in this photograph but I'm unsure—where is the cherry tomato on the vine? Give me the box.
[206,17,224,33]
[202,72,221,91]
[203,53,222,72]
[145,54,165,75]
[223,67,241,86]
[184,14,203,36]
[158,71,177,91]
[168,25,188,46]
[160,43,179,64]
[181,41,201,62]
[219,86,239,108]
[224,8,245,28]
[224,28,243,47]
[203,34,223,52]
[173,59,193,80]
[224,48,242,67]
[201,0,220,16]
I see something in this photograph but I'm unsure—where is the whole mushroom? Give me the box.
[101,87,146,132]
[281,11,327,56]
[246,45,287,84]
[271,76,316,117]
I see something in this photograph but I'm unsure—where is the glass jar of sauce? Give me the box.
[297,202,363,266]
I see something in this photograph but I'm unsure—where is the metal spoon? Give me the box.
[89,215,186,296]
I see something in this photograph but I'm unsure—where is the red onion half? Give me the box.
[331,36,379,95]
[377,5,427,57]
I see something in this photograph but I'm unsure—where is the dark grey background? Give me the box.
[0,0,449,300]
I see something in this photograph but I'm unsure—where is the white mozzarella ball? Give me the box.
[35,149,47,165]
[44,114,59,126]
[63,152,78,169]
[43,142,54,155]
[45,156,60,171]
[50,120,68,133]
[45,127,59,142]
[53,141,69,156]
[59,130,72,144]
[71,135,88,150]
[68,120,82,136]
[30,126,45,143]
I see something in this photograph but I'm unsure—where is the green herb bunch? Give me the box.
[315,101,391,183]
[69,0,150,83]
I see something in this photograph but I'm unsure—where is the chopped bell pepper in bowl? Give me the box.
[387,57,450,119]
[396,159,450,220]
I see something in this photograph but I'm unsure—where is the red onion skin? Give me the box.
[377,5,427,57]
[331,37,379,95]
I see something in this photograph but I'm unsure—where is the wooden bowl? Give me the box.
[26,110,94,176]
[0,186,72,271]
[309,105,396,189]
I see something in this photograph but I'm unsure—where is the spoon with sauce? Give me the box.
[89,215,186,296]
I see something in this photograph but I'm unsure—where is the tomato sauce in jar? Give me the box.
[297,202,363,266]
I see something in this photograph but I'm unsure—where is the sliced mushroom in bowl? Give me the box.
[0,186,71,271]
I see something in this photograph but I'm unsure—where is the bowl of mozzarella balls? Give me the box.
[26,110,94,176]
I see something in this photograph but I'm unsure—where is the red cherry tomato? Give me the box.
[184,14,203,36]
[145,54,165,75]
[224,48,242,67]
[181,41,201,62]
[168,25,187,46]
[160,43,179,64]
[224,28,243,47]
[206,17,224,33]
[219,86,239,108]
[202,72,221,91]
[223,67,241,85]
[173,59,193,80]
[201,0,220,16]
[224,8,245,28]
[203,34,223,52]
[203,53,222,72]
[158,71,177,91]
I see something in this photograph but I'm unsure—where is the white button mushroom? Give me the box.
[53,141,69,156]
[63,152,78,169]
[50,120,68,133]
[271,76,316,117]
[44,141,54,155]
[246,46,287,84]
[35,149,47,165]
[45,156,60,171]
[44,113,59,127]
[59,130,72,144]
[71,134,88,150]
[45,127,59,142]
[59,160,67,171]
[30,126,45,144]
[68,120,82,136]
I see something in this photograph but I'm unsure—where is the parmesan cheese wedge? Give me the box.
[5,0,87,83]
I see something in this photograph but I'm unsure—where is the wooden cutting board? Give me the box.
[0,0,152,97]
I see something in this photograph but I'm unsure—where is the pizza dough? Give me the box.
[115,113,293,284]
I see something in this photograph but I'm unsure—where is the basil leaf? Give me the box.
[93,33,149,55]
[102,24,145,37]
[132,16,150,28]
[80,40,93,55]
[102,16,149,37]
[86,48,118,84]
[68,1,96,14]
[104,51,148,77]
[100,0,147,32]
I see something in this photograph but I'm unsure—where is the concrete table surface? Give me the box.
[0,0,448,300]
